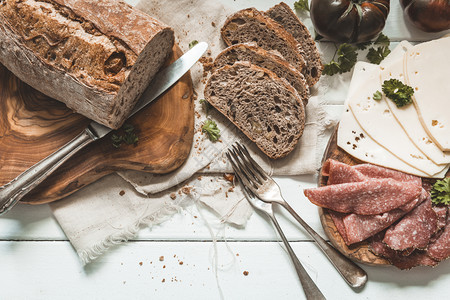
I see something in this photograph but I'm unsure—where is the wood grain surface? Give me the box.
[0,45,194,204]
[318,126,450,266]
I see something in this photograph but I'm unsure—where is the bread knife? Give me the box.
[0,42,208,215]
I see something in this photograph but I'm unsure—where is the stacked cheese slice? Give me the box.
[337,37,450,178]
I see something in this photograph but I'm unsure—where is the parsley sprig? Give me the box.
[323,33,391,76]
[202,119,220,142]
[381,79,414,108]
[111,124,138,148]
[431,178,450,206]
[293,0,309,13]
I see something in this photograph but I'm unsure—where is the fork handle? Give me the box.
[280,202,368,289]
[268,211,326,300]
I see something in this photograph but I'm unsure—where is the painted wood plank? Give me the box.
[1,240,449,300]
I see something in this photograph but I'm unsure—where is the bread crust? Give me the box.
[205,61,305,159]
[0,0,174,129]
[266,2,323,86]
[214,42,310,106]
[221,7,306,75]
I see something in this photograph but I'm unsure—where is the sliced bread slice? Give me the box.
[204,61,305,159]
[214,43,310,106]
[266,2,323,86]
[221,8,307,76]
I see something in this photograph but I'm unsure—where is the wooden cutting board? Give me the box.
[0,45,194,205]
[317,126,450,266]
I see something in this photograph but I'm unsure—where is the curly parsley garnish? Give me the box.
[382,79,414,108]
[199,98,213,115]
[293,0,309,12]
[202,119,220,142]
[431,178,450,206]
[323,43,358,76]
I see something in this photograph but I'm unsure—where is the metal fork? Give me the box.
[227,142,368,289]
[227,161,326,300]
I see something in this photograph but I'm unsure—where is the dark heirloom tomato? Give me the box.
[401,0,450,32]
[310,0,390,43]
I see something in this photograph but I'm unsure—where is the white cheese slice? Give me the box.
[338,62,431,177]
[380,55,450,165]
[404,37,450,151]
[348,65,446,176]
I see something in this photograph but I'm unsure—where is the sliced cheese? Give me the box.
[404,37,450,151]
[348,64,446,176]
[380,54,450,165]
[338,61,433,177]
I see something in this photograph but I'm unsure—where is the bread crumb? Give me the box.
[162,278,165,283]
[119,190,125,196]
[170,193,177,200]
[223,173,234,182]
[243,271,249,276]
[179,261,184,265]
[159,256,164,261]
[211,21,216,27]
[139,262,143,266]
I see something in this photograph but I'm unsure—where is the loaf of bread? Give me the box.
[214,43,310,106]
[0,0,174,129]
[266,2,323,86]
[204,61,305,159]
[221,8,307,76]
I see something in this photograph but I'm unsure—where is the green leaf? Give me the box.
[202,119,221,142]
[199,98,213,115]
[374,33,390,47]
[382,79,414,108]
[189,40,199,49]
[431,178,450,206]
[367,46,391,65]
[373,90,382,101]
[293,0,310,12]
[356,41,372,50]
[336,43,358,73]
[123,124,134,134]
[323,61,341,76]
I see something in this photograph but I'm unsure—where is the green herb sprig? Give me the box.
[293,0,309,13]
[189,40,199,49]
[431,178,450,206]
[202,119,220,142]
[323,43,358,76]
[199,99,213,115]
[111,124,138,148]
[366,33,391,65]
[381,79,414,108]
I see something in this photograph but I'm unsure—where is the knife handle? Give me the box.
[0,127,98,215]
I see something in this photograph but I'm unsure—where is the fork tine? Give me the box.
[229,147,262,188]
[231,144,265,185]
[226,151,256,192]
[235,142,269,180]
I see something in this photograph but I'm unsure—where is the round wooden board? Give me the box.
[0,44,194,204]
[317,126,450,266]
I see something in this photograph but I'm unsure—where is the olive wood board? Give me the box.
[0,45,194,205]
[317,126,450,266]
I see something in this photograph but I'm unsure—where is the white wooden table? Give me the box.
[1,1,449,299]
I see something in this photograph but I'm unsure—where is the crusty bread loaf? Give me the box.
[214,43,310,106]
[221,8,307,76]
[0,0,174,129]
[204,61,305,159]
[266,2,323,86]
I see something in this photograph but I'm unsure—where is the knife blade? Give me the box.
[0,42,208,215]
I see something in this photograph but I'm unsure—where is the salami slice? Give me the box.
[427,213,450,262]
[383,196,437,251]
[322,159,422,186]
[304,178,422,215]
[433,206,448,231]
[322,159,367,185]
[369,235,438,270]
[328,210,350,245]
[354,163,422,185]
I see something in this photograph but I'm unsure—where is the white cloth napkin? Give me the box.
[49,0,334,264]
